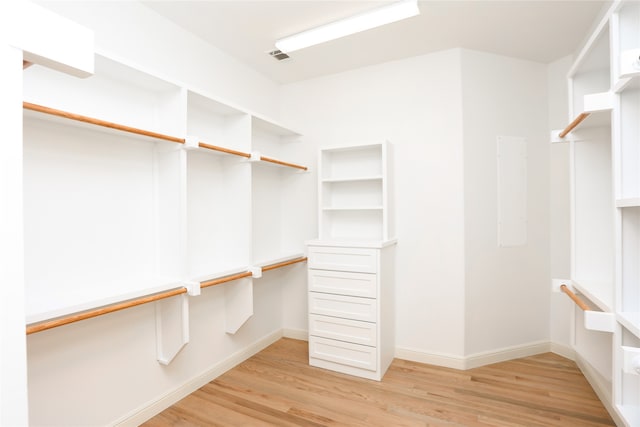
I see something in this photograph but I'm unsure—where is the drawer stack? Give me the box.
[307,242,395,381]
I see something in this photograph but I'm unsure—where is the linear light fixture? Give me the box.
[275,0,420,54]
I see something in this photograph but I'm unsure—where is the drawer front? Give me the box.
[309,292,377,322]
[308,246,377,273]
[309,336,377,371]
[309,314,378,347]
[309,270,377,298]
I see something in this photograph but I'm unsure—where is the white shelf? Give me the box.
[306,238,397,249]
[618,313,640,339]
[322,206,383,211]
[321,176,383,183]
[572,279,614,313]
[318,142,393,241]
[617,405,640,427]
[617,198,640,208]
[26,277,183,324]
[189,265,249,284]
[253,252,305,269]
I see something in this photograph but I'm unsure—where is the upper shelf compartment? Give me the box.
[251,115,307,171]
[614,2,640,88]
[553,19,613,142]
[552,92,613,142]
[570,20,611,109]
[318,142,394,242]
[23,54,185,139]
[187,90,251,157]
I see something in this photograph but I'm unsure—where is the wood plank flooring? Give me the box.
[143,338,615,426]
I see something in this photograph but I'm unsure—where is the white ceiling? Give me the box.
[142,1,609,84]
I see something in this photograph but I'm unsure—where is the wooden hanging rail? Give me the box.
[558,112,591,138]
[23,102,186,144]
[201,271,253,289]
[26,287,187,335]
[260,155,308,171]
[198,142,251,159]
[26,258,307,335]
[262,257,307,272]
[560,284,591,311]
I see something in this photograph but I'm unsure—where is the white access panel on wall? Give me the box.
[497,136,527,247]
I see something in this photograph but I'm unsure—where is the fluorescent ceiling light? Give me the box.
[275,0,420,53]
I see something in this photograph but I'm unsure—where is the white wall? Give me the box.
[461,50,551,356]
[282,48,555,365]
[547,55,574,353]
[281,49,468,360]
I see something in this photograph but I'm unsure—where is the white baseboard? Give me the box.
[113,329,283,427]
[282,328,308,341]
[549,342,575,360]
[574,353,625,427]
[395,347,467,370]
[396,341,551,370]
[464,341,551,369]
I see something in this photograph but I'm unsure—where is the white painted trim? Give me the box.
[113,329,283,427]
[464,341,551,369]
[574,353,623,427]
[549,342,576,361]
[396,341,552,371]
[282,328,308,341]
[395,347,466,370]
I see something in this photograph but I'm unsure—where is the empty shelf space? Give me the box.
[618,312,640,339]
[553,92,613,140]
[26,278,185,326]
[572,279,613,312]
[321,176,383,183]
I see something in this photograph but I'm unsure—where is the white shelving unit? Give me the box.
[553,2,640,424]
[318,142,393,242]
[22,52,309,360]
[613,2,640,423]
[307,141,396,381]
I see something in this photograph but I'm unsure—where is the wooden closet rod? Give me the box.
[23,102,186,144]
[558,112,591,138]
[260,155,308,171]
[23,60,33,69]
[201,271,253,289]
[26,287,187,335]
[198,142,251,159]
[560,284,591,311]
[262,257,307,272]
[26,258,307,334]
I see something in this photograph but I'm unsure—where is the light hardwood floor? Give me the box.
[143,338,615,426]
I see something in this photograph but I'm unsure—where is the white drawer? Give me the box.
[309,292,377,322]
[309,314,377,347]
[308,246,377,273]
[309,336,377,371]
[309,270,377,298]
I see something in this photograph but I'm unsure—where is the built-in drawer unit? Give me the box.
[307,240,395,381]
[308,246,377,273]
[309,313,377,347]
[309,336,377,372]
[309,270,377,298]
[309,292,377,322]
